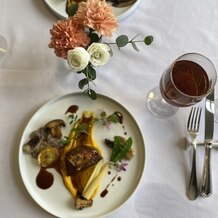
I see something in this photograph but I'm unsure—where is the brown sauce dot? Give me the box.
[65,105,79,114]
[117,176,121,181]
[36,168,54,189]
[100,189,108,198]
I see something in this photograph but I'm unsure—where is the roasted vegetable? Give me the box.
[83,159,104,192]
[82,162,109,200]
[23,120,65,158]
[37,146,59,168]
[107,136,133,163]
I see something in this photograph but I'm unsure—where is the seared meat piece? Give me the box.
[65,145,102,175]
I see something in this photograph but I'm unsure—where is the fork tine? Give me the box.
[196,108,202,132]
[187,107,202,131]
[193,108,199,130]
[191,107,197,130]
[187,107,194,130]
[188,107,196,130]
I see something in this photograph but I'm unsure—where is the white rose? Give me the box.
[67,47,90,72]
[87,43,111,67]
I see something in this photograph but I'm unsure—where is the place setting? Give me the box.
[3,0,218,218]
[146,52,218,201]
[15,0,218,217]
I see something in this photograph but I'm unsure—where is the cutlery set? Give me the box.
[186,89,215,200]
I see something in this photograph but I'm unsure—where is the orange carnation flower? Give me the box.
[74,0,118,37]
[48,17,91,59]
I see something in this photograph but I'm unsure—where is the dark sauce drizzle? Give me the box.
[114,111,128,135]
[65,105,79,114]
[100,175,117,198]
[100,174,123,198]
[36,167,54,189]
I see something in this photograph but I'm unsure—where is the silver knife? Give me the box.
[200,88,215,197]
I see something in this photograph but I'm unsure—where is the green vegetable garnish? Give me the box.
[110,136,133,163]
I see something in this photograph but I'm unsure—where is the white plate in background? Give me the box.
[44,0,141,21]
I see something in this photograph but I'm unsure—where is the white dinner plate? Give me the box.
[19,92,146,218]
[43,0,142,21]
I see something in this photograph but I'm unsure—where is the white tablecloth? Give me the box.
[1,0,218,217]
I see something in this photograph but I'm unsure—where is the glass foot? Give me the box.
[0,35,7,59]
[214,99,218,123]
[146,87,179,118]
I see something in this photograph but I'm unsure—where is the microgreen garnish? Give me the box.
[94,111,119,126]
[72,123,89,138]
[62,136,71,145]
[68,114,78,125]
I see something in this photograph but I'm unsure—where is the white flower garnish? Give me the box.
[67,47,90,72]
[87,43,111,67]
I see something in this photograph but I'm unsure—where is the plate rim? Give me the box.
[43,0,142,21]
[18,92,147,218]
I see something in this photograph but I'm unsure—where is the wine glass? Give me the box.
[147,53,217,118]
[0,35,7,59]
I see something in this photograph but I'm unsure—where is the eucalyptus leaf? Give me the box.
[90,33,100,43]
[66,4,78,16]
[87,66,96,80]
[131,42,140,51]
[144,35,153,45]
[107,44,113,56]
[87,89,97,100]
[116,35,129,47]
[78,78,88,89]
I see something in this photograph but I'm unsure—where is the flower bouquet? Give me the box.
[49,0,153,100]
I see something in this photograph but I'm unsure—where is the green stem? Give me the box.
[130,40,144,43]
[84,67,91,91]
[105,40,144,45]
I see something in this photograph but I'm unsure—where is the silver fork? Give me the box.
[187,107,202,200]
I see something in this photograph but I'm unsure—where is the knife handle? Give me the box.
[200,143,212,197]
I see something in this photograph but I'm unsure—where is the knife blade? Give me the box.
[200,88,215,197]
